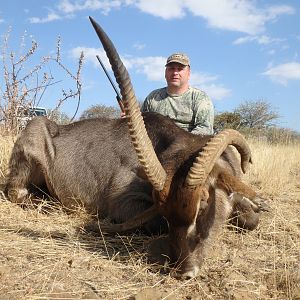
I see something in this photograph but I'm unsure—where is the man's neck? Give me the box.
[167,85,189,96]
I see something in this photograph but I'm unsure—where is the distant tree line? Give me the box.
[214,100,299,143]
[214,100,280,131]
[80,104,119,120]
[78,100,299,144]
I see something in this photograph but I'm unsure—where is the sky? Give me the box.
[1,0,300,131]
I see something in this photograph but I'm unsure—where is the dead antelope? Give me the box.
[5,17,265,279]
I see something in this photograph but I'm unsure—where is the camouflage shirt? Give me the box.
[141,87,214,135]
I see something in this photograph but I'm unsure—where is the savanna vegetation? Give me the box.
[0,30,299,300]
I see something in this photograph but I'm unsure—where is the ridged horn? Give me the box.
[89,17,166,191]
[185,129,252,186]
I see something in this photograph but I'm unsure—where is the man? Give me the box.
[141,53,214,135]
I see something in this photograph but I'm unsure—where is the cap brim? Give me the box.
[165,60,189,66]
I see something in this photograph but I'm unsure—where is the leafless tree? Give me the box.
[0,29,83,134]
[234,100,280,129]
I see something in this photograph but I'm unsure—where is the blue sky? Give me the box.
[1,0,300,131]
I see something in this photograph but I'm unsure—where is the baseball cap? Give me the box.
[165,53,190,66]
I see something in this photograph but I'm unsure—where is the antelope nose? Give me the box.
[171,265,200,280]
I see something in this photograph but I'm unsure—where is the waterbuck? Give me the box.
[5,17,264,279]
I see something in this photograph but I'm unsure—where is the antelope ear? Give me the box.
[136,167,148,180]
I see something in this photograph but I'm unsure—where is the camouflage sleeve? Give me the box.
[141,95,151,112]
[191,93,214,135]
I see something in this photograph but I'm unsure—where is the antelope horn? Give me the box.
[89,17,166,191]
[186,129,252,186]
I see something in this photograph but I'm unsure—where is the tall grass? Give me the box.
[245,139,300,196]
[0,134,15,180]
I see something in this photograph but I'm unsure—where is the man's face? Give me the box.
[165,62,190,89]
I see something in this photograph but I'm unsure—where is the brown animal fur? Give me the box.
[5,17,267,279]
[5,114,263,280]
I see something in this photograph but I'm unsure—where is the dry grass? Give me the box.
[245,139,300,195]
[0,134,15,178]
[0,135,299,300]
